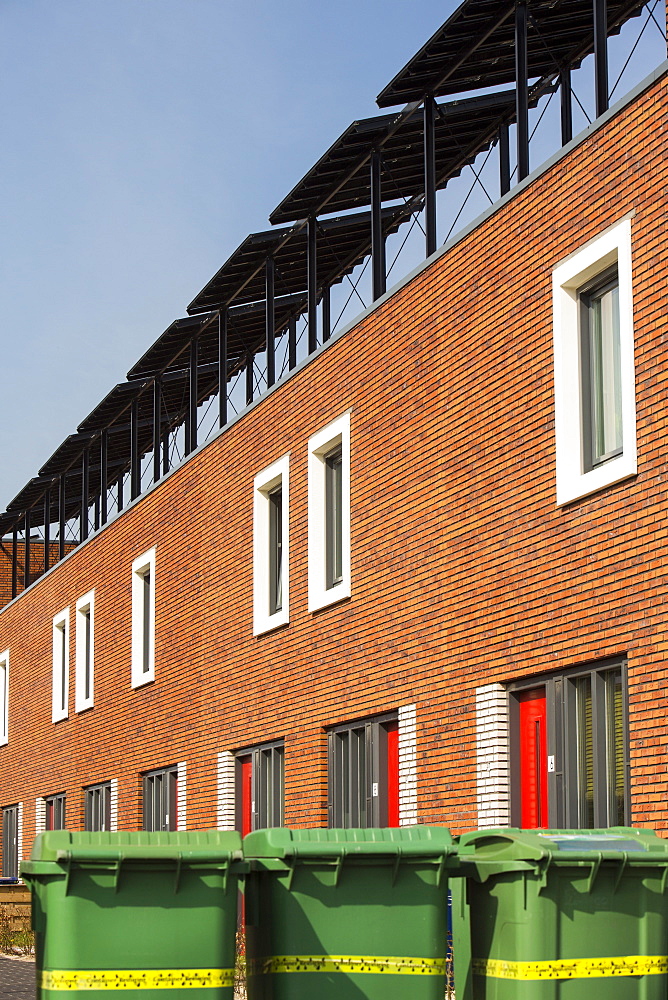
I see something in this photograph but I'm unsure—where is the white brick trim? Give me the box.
[17,802,23,873]
[109,779,118,832]
[217,751,236,831]
[476,683,510,828]
[177,762,187,831]
[35,798,46,836]
[398,703,417,826]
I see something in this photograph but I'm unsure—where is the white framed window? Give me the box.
[553,217,636,505]
[75,590,95,713]
[131,547,155,688]
[52,608,70,723]
[308,412,351,612]
[253,455,290,636]
[0,650,9,746]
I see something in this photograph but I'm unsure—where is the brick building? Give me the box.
[1,0,667,875]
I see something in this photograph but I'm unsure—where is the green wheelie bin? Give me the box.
[21,830,243,999]
[451,826,668,1000]
[242,826,455,1000]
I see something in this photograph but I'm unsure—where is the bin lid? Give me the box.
[26,829,243,866]
[243,826,455,859]
[458,827,668,864]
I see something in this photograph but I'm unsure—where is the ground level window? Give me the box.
[142,767,177,832]
[1,805,19,878]
[45,793,66,831]
[236,741,284,836]
[84,782,112,832]
[328,714,398,828]
[510,659,629,829]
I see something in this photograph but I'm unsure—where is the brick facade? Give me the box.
[0,69,667,861]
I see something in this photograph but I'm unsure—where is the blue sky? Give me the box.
[0,0,451,512]
[0,1,665,514]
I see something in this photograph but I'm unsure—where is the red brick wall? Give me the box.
[0,72,667,855]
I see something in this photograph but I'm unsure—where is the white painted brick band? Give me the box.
[109,779,118,832]
[35,798,46,837]
[476,683,510,828]
[177,762,187,831]
[398,703,417,826]
[217,751,236,831]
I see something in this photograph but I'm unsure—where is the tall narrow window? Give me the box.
[131,548,155,688]
[268,487,283,614]
[236,741,284,834]
[75,591,95,712]
[45,793,66,831]
[52,609,69,723]
[1,805,19,878]
[84,782,112,832]
[142,767,177,831]
[253,456,289,636]
[325,446,343,589]
[553,217,636,505]
[580,268,622,470]
[328,714,398,828]
[309,413,351,612]
[0,649,8,746]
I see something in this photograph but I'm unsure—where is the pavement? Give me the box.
[0,956,35,998]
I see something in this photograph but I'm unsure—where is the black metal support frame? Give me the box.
[498,123,511,195]
[560,67,573,144]
[371,150,387,298]
[593,0,609,116]
[423,95,437,255]
[81,448,90,541]
[130,398,140,500]
[515,1,530,182]
[307,217,317,352]
[266,257,276,386]
[219,311,228,428]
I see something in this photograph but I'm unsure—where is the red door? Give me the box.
[385,720,399,827]
[240,756,253,836]
[518,688,548,828]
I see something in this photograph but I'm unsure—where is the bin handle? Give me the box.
[585,854,602,893]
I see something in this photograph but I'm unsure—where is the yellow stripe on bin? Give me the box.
[249,955,447,976]
[41,968,235,991]
[473,955,668,981]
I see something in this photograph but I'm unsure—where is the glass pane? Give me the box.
[605,669,626,825]
[142,571,151,672]
[574,676,594,828]
[325,448,343,588]
[84,610,91,701]
[589,280,621,465]
[268,488,282,613]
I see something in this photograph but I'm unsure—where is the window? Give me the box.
[235,741,284,835]
[328,714,398,828]
[553,217,636,504]
[509,659,629,829]
[131,547,155,688]
[0,649,8,746]
[52,609,69,723]
[45,793,66,831]
[253,456,289,635]
[1,805,19,878]
[308,413,351,612]
[142,766,177,831]
[75,591,95,712]
[84,782,111,832]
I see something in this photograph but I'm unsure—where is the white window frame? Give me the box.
[75,590,95,713]
[253,455,290,636]
[0,649,9,746]
[308,412,351,612]
[51,609,70,723]
[131,547,156,688]
[553,217,636,505]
